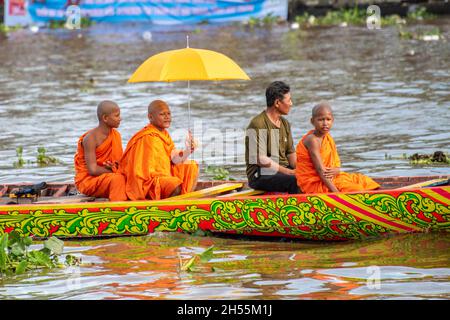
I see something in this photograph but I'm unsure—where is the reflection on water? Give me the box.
[0,21,449,183]
[0,232,448,300]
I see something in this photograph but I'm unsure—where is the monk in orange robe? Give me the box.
[74,101,127,201]
[296,101,380,193]
[120,100,199,200]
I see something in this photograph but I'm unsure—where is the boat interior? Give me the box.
[1,175,449,205]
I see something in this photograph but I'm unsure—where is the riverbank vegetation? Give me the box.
[0,232,80,277]
[293,6,435,28]
[0,16,94,36]
[48,17,95,29]
[398,26,442,41]
[0,23,22,35]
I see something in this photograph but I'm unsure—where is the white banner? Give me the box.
[4,0,32,26]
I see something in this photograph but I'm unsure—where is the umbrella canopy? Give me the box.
[128,47,250,82]
[128,46,250,131]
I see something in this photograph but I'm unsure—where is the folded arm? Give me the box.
[83,135,113,176]
[258,155,295,175]
[304,137,339,192]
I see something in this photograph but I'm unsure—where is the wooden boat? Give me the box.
[0,175,448,241]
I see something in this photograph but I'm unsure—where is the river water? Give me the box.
[0,19,449,300]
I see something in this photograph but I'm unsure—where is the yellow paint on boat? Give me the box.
[218,189,264,198]
[170,183,243,200]
[396,178,448,190]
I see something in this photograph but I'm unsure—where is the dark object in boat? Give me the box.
[9,182,47,199]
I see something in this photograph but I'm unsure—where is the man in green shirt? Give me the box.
[245,81,299,194]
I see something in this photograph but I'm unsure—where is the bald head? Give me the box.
[312,101,333,118]
[97,100,119,121]
[148,99,169,116]
[148,100,172,130]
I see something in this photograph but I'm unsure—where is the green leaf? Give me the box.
[23,237,33,246]
[44,237,64,255]
[0,234,8,271]
[181,257,197,272]
[29,251,55,268]
[65,255,81,266]
[7,230,21,247]
[15,260,27,275]
[10,242,25,257]
[39,247,51,256]
[199,246,215,262]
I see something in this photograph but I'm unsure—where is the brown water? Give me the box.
[0,233,449,300]
[0,20,449,300]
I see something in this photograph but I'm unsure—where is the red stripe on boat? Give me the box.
[327,194,416,232]
[431,187,450,201]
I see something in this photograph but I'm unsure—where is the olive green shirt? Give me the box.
[245,111,295,180]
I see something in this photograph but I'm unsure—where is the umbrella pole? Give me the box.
[187,80,191,132]
[187,35,191,132]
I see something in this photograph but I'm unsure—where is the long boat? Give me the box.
[0,175,449,241]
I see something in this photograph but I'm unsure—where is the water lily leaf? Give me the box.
[44,237,64,255]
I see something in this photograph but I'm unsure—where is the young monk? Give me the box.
[295,101,380,193]
[119,100,199,200]
[74,100,127,201]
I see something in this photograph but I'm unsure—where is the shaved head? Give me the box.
[147,100,172,130]
[97,100,119,121]
[148,99,169,116]
[312,101,333,118]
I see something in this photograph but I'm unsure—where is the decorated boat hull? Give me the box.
[0,177,449,241]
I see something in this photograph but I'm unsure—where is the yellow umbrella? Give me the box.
[128,41,250,129]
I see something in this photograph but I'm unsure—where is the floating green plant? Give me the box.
[204,165,235,181]
[0,231,80,277]
[385,151,450,165]
[13,146,26,168]
[179,245,215,272]
[36,147,61,166]
[13,146,62,168]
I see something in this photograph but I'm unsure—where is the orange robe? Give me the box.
[296,130,380,193]
[74,128,127,201]
[120,124,198,201]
